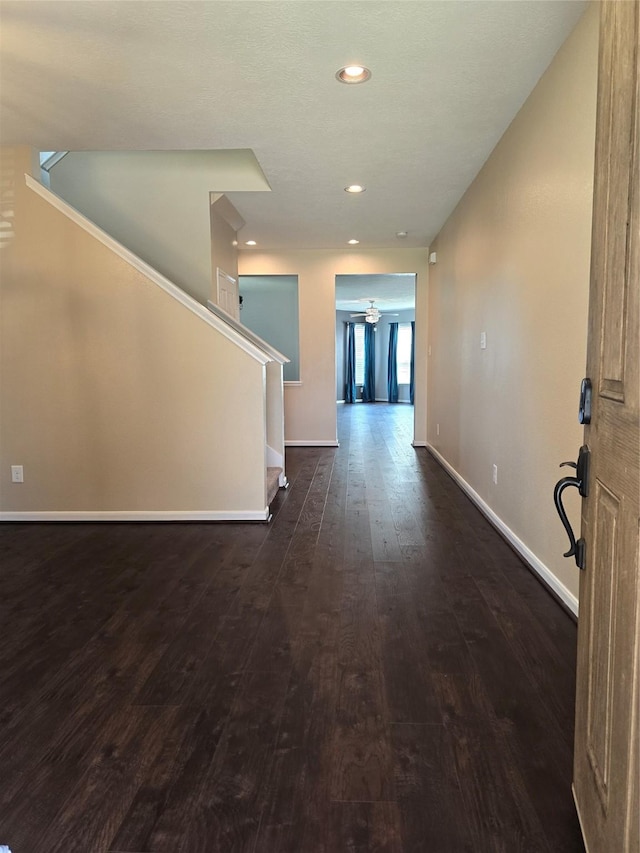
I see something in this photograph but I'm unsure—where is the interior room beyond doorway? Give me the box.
[335,273,416,409]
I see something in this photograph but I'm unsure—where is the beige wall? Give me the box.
[49,150,268,305]
[0,147,268,516]
[427,5,598,604]
[239,248,429,446]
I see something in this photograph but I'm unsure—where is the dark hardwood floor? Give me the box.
[0,403,585,852]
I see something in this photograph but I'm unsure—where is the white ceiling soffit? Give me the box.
[0,0,588,251]
[47,150,271,193]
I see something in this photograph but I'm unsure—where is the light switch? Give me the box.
[480,331,487,349]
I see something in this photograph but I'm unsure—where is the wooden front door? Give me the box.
[573,2,639,852]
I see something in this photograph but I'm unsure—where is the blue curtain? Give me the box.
[387,323,399,403]
[345,322,357,403]
[409,320,415,405]
[363,322,376,402]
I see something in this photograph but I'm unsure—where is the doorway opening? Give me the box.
[335,273,417,438]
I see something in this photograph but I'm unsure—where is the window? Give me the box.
[397,323,412,384]
[354,324,365,385]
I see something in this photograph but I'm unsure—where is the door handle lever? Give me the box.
[553,445,589,570]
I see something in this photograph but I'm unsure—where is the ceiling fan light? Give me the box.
[365,305,381,323]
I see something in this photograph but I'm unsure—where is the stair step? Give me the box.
[267,467,282,505]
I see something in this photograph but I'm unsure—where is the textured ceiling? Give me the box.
[0,0,587,251]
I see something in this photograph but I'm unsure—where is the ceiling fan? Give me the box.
[350,300,399,324]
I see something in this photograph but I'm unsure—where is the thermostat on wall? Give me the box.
[428,252,437,265]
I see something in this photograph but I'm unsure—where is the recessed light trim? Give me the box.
[336,65,371,84]
[245,240,257,246]
[348,239,360,245]
[344,185,366,194]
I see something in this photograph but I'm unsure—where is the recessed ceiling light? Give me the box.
[396,231,408,238]
[348,239,360,245]
[345,185,366,194]
[245,240,257,246]
[336,65,371,84]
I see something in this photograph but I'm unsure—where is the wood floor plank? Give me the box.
[327,802,403,853]
[297,557,344,636]
[377,596,444,724]
[275,628,339,752]
[243,601,304,673]
[444,716,552,853]
[274,463,334,606]
[177,668,292,853]
[473,567,577,727]
[256,744,333,852]
[255,629,339,849]
[33,705,176,853]
[109,682,241,852]
[368,499,404,562]
[132,584,234,706]
[331,576,394,802]
[392,723,475,852]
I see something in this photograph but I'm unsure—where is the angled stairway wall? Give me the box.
[48,149,270,304]
[0,147,274,520]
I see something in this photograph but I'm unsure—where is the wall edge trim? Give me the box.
[24,174,270,365]
[0,509,270,522]
[426,444,579,617]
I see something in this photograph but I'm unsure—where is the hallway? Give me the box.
[0,404,584,852]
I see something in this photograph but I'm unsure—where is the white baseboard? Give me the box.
[0,508,270,522]
[427,444,578,617]
[412,440,427,447]
[285,440,339,447]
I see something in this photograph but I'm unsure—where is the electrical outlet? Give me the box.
[436,423,440,436]
[492,464,498,484]
[11,465,24,483]
[480,331,487,349]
